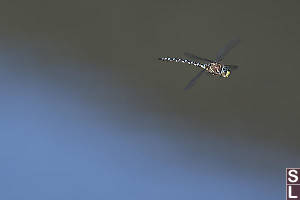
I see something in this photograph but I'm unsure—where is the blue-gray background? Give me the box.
[0,0,299,199]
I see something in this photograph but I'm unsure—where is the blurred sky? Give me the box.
[0,0,299,199]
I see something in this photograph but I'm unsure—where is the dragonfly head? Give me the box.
[221,66,231,78]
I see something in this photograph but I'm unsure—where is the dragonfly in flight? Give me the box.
[158,38,240,90]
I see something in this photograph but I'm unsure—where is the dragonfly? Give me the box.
[158,38,240,90]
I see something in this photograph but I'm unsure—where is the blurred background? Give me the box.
[0,0,299,199]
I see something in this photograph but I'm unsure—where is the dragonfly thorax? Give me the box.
[206,63,231,78]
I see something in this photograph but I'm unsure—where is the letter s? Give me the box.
[288,170,299,183]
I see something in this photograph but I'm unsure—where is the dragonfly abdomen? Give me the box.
[158,57,206,69]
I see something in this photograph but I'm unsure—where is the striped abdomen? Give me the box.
[158,57,207,69]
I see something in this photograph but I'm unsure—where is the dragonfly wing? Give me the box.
[227,64,239,70]
[184,52,214,63]
[184,67,207,91]
[215,38,240,62]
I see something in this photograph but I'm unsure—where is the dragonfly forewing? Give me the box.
[215,38,240,62]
